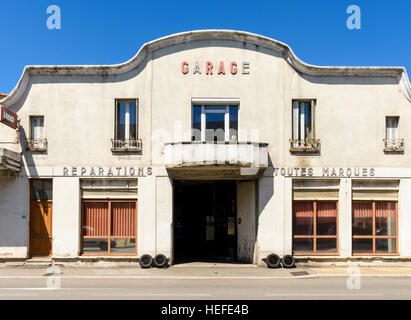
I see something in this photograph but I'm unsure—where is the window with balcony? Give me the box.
[384,116,404,152]
[112,100,141,152]
[192,105,238,142]
[290,100,320,152]
[27,116,47,151]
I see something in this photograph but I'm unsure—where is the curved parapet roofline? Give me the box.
[1,29,411,105]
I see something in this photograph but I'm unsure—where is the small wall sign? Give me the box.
[273,167,376,178]
[0,105,18,129]
[62,166,152,177]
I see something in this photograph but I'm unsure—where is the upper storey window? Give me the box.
[384,116,404,152]
[290,100,320,153]
[112,100,141,152]
[192,105,238,142]
[27,116,47,152]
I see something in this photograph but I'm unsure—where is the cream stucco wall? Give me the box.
[0,30,410,262]
[0,175,29,258]
[52,177,80,258]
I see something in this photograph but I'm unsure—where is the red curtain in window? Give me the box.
[294,202,314,217]
[83,202,108,236]
[353,202,373,218]
[317,202,337,223]
[111,202,136,237]
[317,202,337,217]
[376,202,396,218]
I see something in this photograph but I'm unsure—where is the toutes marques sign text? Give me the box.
[274,167,375,177]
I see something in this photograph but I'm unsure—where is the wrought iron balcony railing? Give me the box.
[26,138,48,152]
[111,139,142,152]
[289,139,321,153]
[383,139,404,152]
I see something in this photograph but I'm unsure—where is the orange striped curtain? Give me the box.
[111,202,136,237]
[376,202,396,218]
[83,202,108,236]
[353,202,373,218]
[294,202,314,217]
[317,202,337,217]
[317,202,337,223]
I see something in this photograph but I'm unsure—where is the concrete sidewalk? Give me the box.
[0,264,302,279]
[310,266,411,276]
[2,262,411,278]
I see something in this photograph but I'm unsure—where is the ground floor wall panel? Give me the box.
[399,179,411,256]
[257,176,284,263]
[237,180,256,263]
[52,177,80,258]
[338,179,352,258]
[137,175,156,257]
[0,176,29,258]
[156,176,173,261]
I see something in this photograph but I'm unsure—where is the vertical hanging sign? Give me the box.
[0,105,18,129]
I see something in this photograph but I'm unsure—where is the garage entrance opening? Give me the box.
[173,180,237,263]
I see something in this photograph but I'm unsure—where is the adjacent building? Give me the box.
[0,30,411,264]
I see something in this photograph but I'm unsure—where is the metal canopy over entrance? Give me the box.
[173,180,237,263]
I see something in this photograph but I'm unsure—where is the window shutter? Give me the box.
[292,101,299,140]
[39,118,44,139]
[311,100,316,139]
[300,102,305,141]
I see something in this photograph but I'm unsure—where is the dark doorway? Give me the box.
[173,180,237,263]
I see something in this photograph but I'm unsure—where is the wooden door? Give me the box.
[30,202,52,256]
[30,180,53,257]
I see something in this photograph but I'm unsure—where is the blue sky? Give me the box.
[0,0,410,93]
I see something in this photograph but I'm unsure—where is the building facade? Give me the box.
[0,30,411,264]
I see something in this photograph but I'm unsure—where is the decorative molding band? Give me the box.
[1,29,411,105]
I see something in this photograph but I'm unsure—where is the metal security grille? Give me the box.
[82,200,137,255]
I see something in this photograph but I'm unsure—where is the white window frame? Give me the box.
[386,116,399,141]
[201,105,229,142]
[115,100,138,141]
[292,100,316,141]
[30,116,44,140]
[194,105,239,142]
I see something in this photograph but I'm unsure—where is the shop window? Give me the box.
[192,105,238,142]
[352,201,397,255]
[112,100,141,152]
[290,100,320,152]
[27,116,47,151]
[82,200,137,255]
[293,201,338,255]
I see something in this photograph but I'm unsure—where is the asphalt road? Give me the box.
[0,276,410,300]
